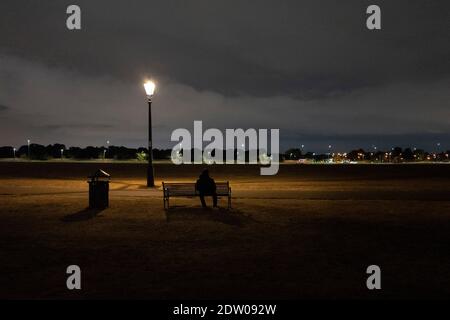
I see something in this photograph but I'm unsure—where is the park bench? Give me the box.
[162,182,231,210]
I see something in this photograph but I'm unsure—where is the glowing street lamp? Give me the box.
[144,80,156,187]
[13,147,16,159]
[60,148,64,160]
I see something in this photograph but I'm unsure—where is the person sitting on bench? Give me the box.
[195,169,218,208]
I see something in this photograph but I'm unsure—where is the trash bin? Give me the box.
[88,169,110,209]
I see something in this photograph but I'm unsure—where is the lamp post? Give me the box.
[144,80,156,187]
[61,148,64,160]
[27,139,31,160]
[104,140,110,159]
[13,147,16,160]
[373,146,378,162]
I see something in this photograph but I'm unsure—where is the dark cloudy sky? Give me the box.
[0,0,449,152]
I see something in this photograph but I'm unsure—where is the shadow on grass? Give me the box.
[61,208,105,222]
[165,206,255,226]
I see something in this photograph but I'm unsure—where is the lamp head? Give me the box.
[144,80,156,97]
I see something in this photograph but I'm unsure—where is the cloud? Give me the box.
[0,104,9,111]
[43,123,115,130]
[0,54,449,152]
[0,1,449,98]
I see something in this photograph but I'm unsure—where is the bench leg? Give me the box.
[164,196,169,210]
[228,195,231,210]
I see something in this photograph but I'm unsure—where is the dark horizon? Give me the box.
[1,142,449,160]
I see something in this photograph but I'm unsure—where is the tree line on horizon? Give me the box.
[0,144,449,162]
[0,144,170,160]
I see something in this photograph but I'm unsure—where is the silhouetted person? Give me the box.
[196,169,218,208]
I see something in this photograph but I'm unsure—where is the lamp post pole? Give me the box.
[147,94,155,187]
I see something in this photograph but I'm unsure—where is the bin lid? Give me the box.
[88,169,111,180]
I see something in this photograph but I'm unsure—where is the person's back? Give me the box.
[196,170,217,207]
[196,174,216,194]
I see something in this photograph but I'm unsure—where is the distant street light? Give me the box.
[144,80,156,187]
[27,139,31,160]
[60,148,64,160]
[13,147,16,159]
[373,146,379,161]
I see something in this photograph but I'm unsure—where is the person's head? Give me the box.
[200,169,209,178]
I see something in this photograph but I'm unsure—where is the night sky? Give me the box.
[0,1,449,152]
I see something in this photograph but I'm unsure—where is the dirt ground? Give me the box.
[1,162,450,299]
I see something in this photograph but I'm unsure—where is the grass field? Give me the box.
[1,162,450,299]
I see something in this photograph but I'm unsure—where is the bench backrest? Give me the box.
[163,182,230,196]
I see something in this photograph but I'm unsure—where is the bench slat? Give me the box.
[162,181,231,209]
